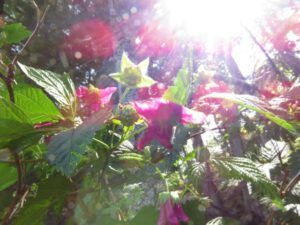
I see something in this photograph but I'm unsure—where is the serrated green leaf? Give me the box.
[2,84,61,124]
[0,97,34,147]
[211,157,279,198]
[163,63,190,105]
[203,93,300,134]
[0,163,17,191]
[13,175,72,225]
[1,23,31,44]
[46,109,111,176]
[18,63,76,118]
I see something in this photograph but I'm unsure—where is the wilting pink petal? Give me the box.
[62,20,116,60]
[133,98,205,150]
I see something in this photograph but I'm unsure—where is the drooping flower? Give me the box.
[76,85,117,117]
[62,20,116,60]
[133,98,205,150]
[137,82,168,100]
[158,198,189,225]
[110,52,156,88]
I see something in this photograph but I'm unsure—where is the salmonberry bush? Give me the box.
[0,0,300,224]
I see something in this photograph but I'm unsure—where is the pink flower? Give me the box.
[133,98,205,150]
[158,199,189,225]
[137,83,168,100]
[76,85,117,117]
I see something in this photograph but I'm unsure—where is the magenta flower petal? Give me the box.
[76,86,89,98]
[137,128,155,150]
[76,85,116,118]
[165,199,180,225]
[133,98,206,150]
[180,106,206,125]
[158,199,189,225]
[99,87,117,105]
[133,99,161,120]
[158,205,168,225]
[153,123,173,149]
[173,203,189,223]
[137,83,167,100]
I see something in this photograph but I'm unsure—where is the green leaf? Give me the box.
[211,157,279,198]
[1,23,31,44]
[129,206,159,225]
[203,93,300,134]
[46,109,111,176]
[18,63,76,117]
[13,175,72,225]
[110,52,155,88]
[0,163,17,191]
[0,97,34,147]
[163,63,190,105]
[2,84,62,124]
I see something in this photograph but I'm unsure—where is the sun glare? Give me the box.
[158,0,267,41]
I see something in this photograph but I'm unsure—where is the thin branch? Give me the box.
[243,26,284,78]
[282,171,300,197]
[11,3,50,65]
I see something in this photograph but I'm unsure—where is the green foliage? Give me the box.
[0,163,17,191]
[46,109,111,176]
[211,157,279,198]
[0,97,34,148]
[110,52,155,88]
[163,63,190,105]
[128,206,159,225]
[188,161,206,185]
[203,93,300,134]
[13,175,72,225]
[0,23,31,46]
[18,63,76,118]
[2,84,61,124]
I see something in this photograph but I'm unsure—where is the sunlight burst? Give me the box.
[158,0,267,40]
